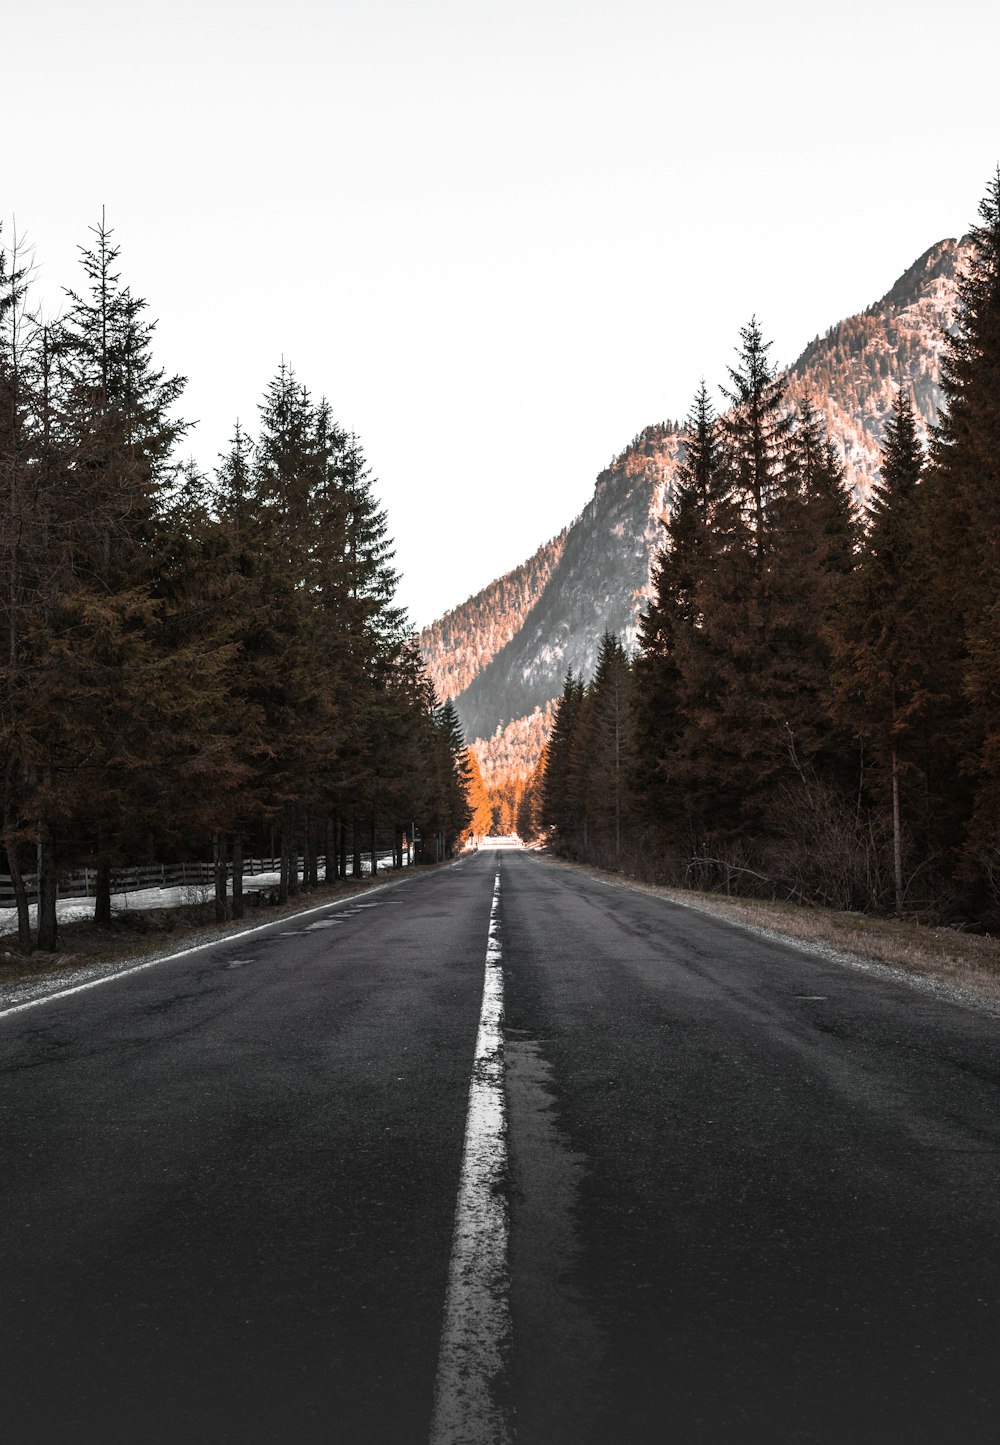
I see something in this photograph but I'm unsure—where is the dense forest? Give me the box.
[0,219,471,952]
[424,233,969,796]
[533,173,1000,928]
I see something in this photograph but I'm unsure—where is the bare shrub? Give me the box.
[685,839,772,898]
[766,777,897,912]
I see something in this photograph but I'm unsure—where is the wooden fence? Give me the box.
[0,855,292,908]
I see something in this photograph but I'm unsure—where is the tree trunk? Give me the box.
[891,742,904,919]
[352,815,362,878]
[370,817,377,877]
[288,803,299,895]
[94,855,113,926]
[279,810,290,904]
[214,832,228,923]
[324,817,335,884]
[36,824,58,952]
[305,811,318,887]
[232,832,244,920]
[614,713,622,861]
[4,837,32,950]
[338,815,347,880]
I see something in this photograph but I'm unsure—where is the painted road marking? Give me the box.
[430,867,511,1445]
[0,882,404,1020]
[0,853,473,1021]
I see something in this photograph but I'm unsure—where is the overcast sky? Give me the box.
[6,0,998,626]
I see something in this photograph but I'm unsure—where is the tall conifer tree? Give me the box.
[835,389,925,912]
[921,169,1000,900]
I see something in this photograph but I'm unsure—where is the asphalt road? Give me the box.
[3,849,1000,1443]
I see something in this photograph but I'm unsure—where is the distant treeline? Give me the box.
[0,219,470,951]
[530,172,1000,926]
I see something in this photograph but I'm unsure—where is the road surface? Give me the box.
[3,849,1000,1442]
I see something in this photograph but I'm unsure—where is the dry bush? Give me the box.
[765,779,898,913]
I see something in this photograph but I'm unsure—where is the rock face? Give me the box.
[784,238,966,491]
[419,237,970,771]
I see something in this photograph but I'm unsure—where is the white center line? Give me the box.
[429,867,511,1445]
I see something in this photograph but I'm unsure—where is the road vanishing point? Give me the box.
[4,848,1000,1443]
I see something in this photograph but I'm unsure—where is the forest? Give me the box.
[0,220,471,953]
[531,173,1000,928]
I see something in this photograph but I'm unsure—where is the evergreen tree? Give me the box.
[541,671,585,850]
[686,331,851,850]
[249,366,336,895]
[428,699,472,855]
[834,389,925,912]
[719,316,793,564]
[921,168,1000,904]
[0,224,38,947]
[582,633,633,862]
[632,381,724,848]
[516,750,546,842]
[764,394,857,789]
[13,217,190,944]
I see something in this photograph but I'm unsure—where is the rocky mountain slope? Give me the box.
[419,237,970,774]
[419,529,567,706]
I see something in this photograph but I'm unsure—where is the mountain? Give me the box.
[419,237,970,779]
[418,528,567,708]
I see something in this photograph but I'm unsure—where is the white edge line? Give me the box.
[0,855,475,1022]
[429,866,511,1445]
[543,855,1000,1020]
[0,876,418,1022]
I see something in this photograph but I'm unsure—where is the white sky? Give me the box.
[6,0,998,627]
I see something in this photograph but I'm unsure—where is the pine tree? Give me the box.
[834,389,925,913]
[248,366,337,895]
[690,331,852,852]
[632,381,724,849]
[5,217,190,945]
[663,325,781,845]
[0,224,38,947]
[516,750,546,842]
[720,317,793,565]
[921,168,1000,904]
[428,699,472,856]
[541,671,585,850]
[764,394,857,790]
[582,633,633,862]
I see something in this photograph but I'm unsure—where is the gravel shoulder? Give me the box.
[541,851,1000,1015]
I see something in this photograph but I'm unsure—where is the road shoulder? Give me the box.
[536,851,1000,1016]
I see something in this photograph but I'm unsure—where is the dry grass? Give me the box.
[549,855,1000,1001]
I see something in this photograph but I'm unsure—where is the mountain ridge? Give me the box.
[418,236,971,776]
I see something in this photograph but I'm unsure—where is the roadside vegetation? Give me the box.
[0,862,448,1007]
[530,170,1000,940]
[0,220,473,955]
